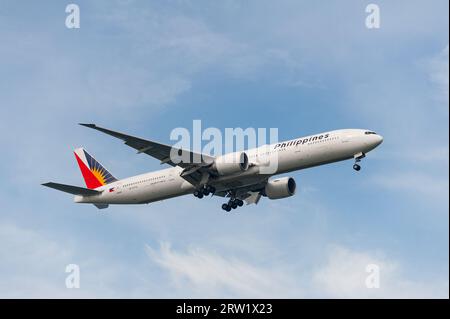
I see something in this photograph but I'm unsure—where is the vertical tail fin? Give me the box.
[74,148,118,189]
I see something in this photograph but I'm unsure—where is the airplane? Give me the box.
[42,124,383,211]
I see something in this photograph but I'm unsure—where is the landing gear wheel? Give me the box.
[353,152,365,172]
[197,192,204,199]
[222,204,231,212]
[201,185,216,196]
[236,199,244,207]
[193,190,200,198]
[231,202,238,209]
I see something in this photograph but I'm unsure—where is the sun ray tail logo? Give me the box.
[74,148,118,189]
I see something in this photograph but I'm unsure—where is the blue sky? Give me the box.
[0,0,448,298]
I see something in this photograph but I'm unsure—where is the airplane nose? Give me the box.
[376,134,383,145]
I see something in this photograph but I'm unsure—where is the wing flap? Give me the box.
[243,192,262,205]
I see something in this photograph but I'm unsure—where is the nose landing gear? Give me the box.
[353,152,365,172]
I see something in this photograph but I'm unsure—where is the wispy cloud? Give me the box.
[371,172,449,204]
[146,242,448,298]
[313,245,448,298]
[0,0,448,298]
[428,45,449,107]
[0,222,82,298]
[146,242,300,298]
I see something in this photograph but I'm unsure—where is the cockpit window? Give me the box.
[365,131,377,135]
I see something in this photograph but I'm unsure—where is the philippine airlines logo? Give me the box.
[74,148,117,189]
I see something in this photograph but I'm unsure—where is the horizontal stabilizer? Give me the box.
[42,182,101,196]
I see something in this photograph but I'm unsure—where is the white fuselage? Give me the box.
[74,129,383,205]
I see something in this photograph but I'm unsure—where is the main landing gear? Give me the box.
[221,198,244,212]
[353,152,365,172]
[193,185,216,199]
[193,186,244,212]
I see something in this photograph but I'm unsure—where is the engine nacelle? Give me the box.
[212,152,249,176]
[264,177,296,199]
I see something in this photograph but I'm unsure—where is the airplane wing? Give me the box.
[79,123,215,186]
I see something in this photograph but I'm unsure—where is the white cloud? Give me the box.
[0,221,158,298]
[147,242,448,298]
[371,172,449,204]
[93,4,304,83]
[313,245,448,298]
[381,145,449,164]
[146,241,300,298]
[313,246,396,298]
[0,1,448,299]
[428,45,449,107]
[0,222,82,298]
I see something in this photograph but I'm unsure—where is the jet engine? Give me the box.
[212,152,249,176]
[264,177,296,199]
